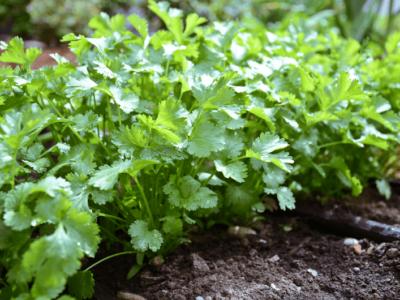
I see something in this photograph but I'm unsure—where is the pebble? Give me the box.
[307,269,318,277]
[249,249,257,257]
[386,248,399,259]
[367,246,374,255]
[190,253,210,277]
[352,244,362,255]
[196,297,204,300]
[271,283,280,290]
[117,292,147,300]
[205,297,212,300]
[223,288,232,296]
[344,238,359,246]
[227,226,257,239]
[353,267,360,273]
[269,255,280,262]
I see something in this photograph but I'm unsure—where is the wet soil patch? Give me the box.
[90,213,400,300]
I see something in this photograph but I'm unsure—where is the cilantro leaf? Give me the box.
[214,160,247,183]
[376,179,391,200]
[88,160,132,190]
[160,215,183,234]
[187,121,225,157]
[163,175,218,210]
[67,270,95,300]
[247,133,293,172]
[128,220,163,252]
[68,111,99,132]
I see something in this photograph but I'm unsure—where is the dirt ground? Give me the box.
[90,184,400,300]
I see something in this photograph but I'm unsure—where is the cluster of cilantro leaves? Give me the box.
[1,1,399,299]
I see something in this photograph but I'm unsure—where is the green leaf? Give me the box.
[127,14,149,39]
[298,67,315,92]
[163,175,218,210]
[65,71,97,98]
[16,209,99,299]
[264,187,295,210]
[187,121,224,158]
[155,98,188,131]
[160,215,183,234]
[88,160,132,191]
[226,185,258,216]
[214,160,247,183]
[67,270,95,300]
[110,14,126,32]
[184,14,207,38]
[0,37,42,69]
[376,179,391,200]
[247,133,293,172]
[112,126,149,158]
[330,157,362,196]
[128,220,163,252]
[68,111,99,132]
[127,264,146,280]
[126,159,160,178]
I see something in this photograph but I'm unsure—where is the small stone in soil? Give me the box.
[307,269,318,277]
[196,297,204,300]
[117,291,147,300]
[223,288,233,295]
[249,249,257,257]
[353,267,360,273]
[190,253,210,277]
[204,297,212,300]
[344,238,359,246]
[367,246,374,255]
[352,244,362,255]
[268,255,280,262]
[386,248,399,259]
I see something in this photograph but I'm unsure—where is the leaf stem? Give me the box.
[85,251,137,271]
[318,141,345,149]
[117,105,122,127]
[99,213,127,223]
[10,150,17,189]
[191,157,205,177]
[40,92,104,163]
[106,96,114,132]
[135,176,155,229]
[89,129,111,156]
[202,169,217,187]
[227,156,246,164]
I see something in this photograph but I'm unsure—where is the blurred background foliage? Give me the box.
[0,0,399,47]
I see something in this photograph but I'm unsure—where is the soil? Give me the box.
[89,184,400,300]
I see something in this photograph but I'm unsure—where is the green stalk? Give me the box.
[85,251,137,271]
[89,129,111,156]
[227,156,246,164]
[191,157,206,177]
[106,96,114,132]
[117,105,122,127]
[190,157,201,176]
[202,169,217,187]
[10,150,17,189]
[99,213,127,223]
[40,92,104,164]
[135,176,155,229]
[318,141,345,149]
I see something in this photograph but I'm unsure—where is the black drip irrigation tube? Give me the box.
[293,205,400,243]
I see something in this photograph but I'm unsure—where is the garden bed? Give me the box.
[89,184,400,300]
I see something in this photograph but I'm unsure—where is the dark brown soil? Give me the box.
[90,213,400,300]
